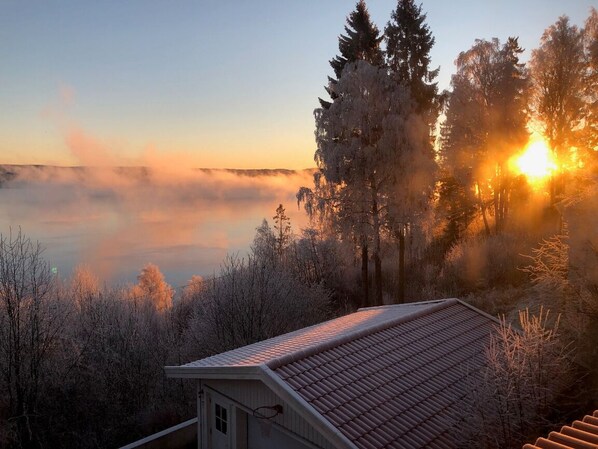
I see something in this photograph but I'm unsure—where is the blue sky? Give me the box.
[0,0,594,168]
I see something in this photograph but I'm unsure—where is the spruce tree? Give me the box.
[384,1,438,303]
[319,0,383,108]
[384,0,438,114]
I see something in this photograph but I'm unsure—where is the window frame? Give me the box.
[214,402,228,435]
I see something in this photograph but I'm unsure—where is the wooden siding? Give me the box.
[205,379,335,449]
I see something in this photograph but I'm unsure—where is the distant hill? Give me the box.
[0,165,18,186]
[0,165,316,186]
[198,168,313,177]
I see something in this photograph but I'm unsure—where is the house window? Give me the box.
[215,403,228,434]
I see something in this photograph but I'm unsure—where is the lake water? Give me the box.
[0,165,312,289]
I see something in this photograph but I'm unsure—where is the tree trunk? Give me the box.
[361,238,369,308]
[497,164,510,234]
[398,228,405,304]
[371,180,382,306]
[494,163,508,235]
[494,177,500,234]
[502,183,509,230]
[374,252,382,306]
[477,181,491,236]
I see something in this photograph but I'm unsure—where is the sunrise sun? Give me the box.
[511,138,556,184]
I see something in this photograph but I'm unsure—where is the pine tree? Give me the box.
[384,0,439,115]
[273,204,292,257]
[319,0,384,108]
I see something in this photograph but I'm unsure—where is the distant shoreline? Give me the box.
[0,164,316,172]
[0,165,317,184]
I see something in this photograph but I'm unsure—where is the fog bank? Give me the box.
[0,165,313,287]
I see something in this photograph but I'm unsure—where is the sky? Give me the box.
[0,0,594,169]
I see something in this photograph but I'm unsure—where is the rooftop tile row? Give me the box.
[523,411,598,449]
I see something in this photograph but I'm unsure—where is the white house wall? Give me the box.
[204,379,336,449]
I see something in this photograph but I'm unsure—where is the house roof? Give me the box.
[523,410,598,449]
[175,299,446,370]
[165,298,499,449]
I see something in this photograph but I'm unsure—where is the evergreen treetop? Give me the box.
[385,0,438,113]
[330,0,384,79]
[320,0,383,108]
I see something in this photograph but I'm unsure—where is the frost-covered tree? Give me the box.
[384,0,439,302]
[273,204,292,257]
[461,309,571,449]
[434,170,478,248]
[182,275,204,301]
[192,255,330,352]
[287,228,348,290]
[385,0,439,117]
[320,0,384,108]
[251,219,277,266]
[307,61,435,306]
[70,264,100,306]
[583,8,598,158]
[130,263,173,311]
[529,16,585,204]
[440,37,528,235]
[524,180,598,373]
[63,284,180,448]
[0,230,67,448]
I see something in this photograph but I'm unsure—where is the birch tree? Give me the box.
[529,16,585,204]
[440,38,528,235]
[129,263,173,311]
[583,8,598,158]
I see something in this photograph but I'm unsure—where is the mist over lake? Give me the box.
[0,165,311,288]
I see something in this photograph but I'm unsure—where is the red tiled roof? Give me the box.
[270,300,495,449]
[523,411,598,449]
[166,298,499,448]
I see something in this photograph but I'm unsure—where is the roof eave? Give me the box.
[164,365,263,380]
[454,298,503,325]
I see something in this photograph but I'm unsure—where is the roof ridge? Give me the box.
[266,298,458,370]
[356,298,454,312]
[176,305,375,368]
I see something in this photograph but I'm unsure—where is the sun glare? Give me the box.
[511,139,556,184]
